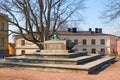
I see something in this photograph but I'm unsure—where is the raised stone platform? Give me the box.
[5,54,101,65]
[0,56,115,74]
[0,51,115,74]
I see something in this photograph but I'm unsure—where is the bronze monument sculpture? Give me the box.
[52,32,76,50]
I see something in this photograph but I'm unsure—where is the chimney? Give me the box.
[89,28,92,32]
[95,28,99,33]
[67,28,71,32]
[72,28,77,33]
[99,28,102,33]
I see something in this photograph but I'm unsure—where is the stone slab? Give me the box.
[24,51,87,58]
[43,40,67,50]
[41,50,68,53]
[5,54,101,65]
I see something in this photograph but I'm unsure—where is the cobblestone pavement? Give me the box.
[0,61,120,80]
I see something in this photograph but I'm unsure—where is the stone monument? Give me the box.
[41,32,75,54]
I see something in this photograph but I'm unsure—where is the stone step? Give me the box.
[83,56,115,73]
[0,56,115,74]
[24,51,87,58]
[5,54,101,65]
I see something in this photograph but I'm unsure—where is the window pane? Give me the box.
[74,39,78,45]
[83,48,87,51]
[100,48,105,56]
[91,39,95,45]
[21,40,25,46]
[0,38,4,47]
[101,48,105,53]
[82,39,86,45]
[91,49,96,54]
[21,50,25,55]
[101,39,105,45]
[0,23,4,31]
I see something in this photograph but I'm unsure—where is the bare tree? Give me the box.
[0,0,85,50]
[101,0,120,22]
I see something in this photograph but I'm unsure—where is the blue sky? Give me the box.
[9,0,120,43]
[80,0,119,35]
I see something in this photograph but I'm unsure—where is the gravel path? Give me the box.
[0,61,120,80]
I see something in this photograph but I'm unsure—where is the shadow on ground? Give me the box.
[90,61,116,74]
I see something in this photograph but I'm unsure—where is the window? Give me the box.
[91,39,96,45]
[83,48,87,51]
[82,39,86,45]
[74,39,78,45]
[21,50,25,55]
[100,48,105,55]
[0,23,4,31]
[100,39,105,45]
[0,38,4,47]
[101,48,105,53]
[0,50,2,54]
[36,50,40,52]
[21,40,25,46]
[113,49,115,54]
[91,48,96,54]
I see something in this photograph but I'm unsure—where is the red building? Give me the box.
[117,39,120,57]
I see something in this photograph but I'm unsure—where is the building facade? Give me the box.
[0,13,9,56]
[15,28,117,55]
[59,28,117,55]
[15,35,39,55]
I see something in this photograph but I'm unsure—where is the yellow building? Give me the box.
[8,43,15,55]
[15,28,117,56]
[0,13,9,56]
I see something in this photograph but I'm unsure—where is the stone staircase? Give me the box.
[0,51,115,74]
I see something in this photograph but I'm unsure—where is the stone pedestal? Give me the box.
[41,40,68,53]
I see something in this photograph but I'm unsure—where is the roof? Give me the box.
[14,30,117,38]
[0,13,8,18]
[57,31,116,37]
